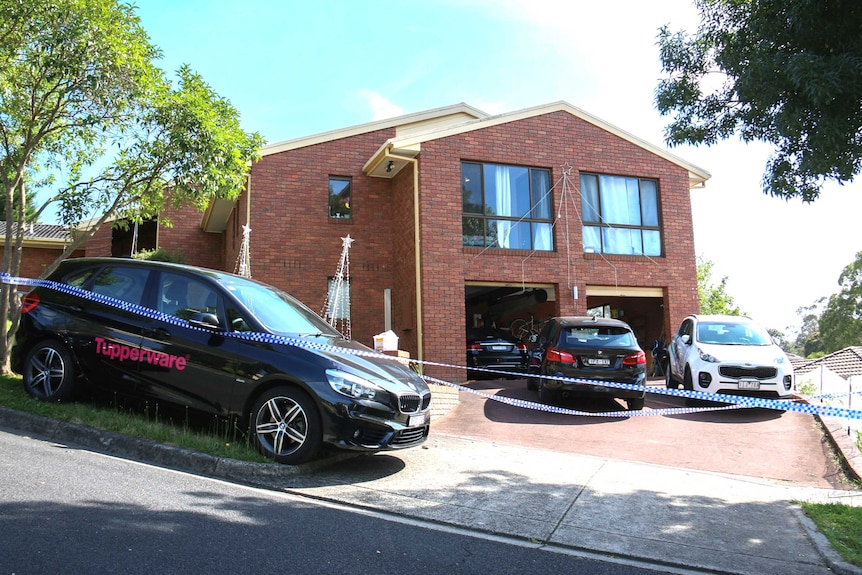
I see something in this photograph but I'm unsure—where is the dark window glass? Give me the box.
[461,161,554,251]
[91,267,149,306]
[329,177,352,219]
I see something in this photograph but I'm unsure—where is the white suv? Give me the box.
[666,315,793,400]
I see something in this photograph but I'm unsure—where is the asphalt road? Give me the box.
[0,427,677,575]
[432,379,856,490]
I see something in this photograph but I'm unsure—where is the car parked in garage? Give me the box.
[466,327,528,379]
[12,258,431,464]
[526,316,647,410]
[665,314,793,400]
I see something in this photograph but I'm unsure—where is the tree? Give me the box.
[0,0,264,373]
[655,0,862,201]
[819,251,862,353]
[793,299,826,357]
[697,255,743,315]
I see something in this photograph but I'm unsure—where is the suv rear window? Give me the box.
[560,326,635,347]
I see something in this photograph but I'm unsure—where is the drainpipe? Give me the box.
[384,151,423,361]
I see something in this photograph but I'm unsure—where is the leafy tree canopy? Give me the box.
[697,255,743,316]
[0,0,264,372]
[819,251,862,353]
[655,0,862,201]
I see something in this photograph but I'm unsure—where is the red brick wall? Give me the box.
[157,110,700,380]
[417,111,699,373]
[8,246,85,279]
[238,128,402,349]
[158,207,224,270]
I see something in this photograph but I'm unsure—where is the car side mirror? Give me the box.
[189,312,222,330]
[681,334,691,345]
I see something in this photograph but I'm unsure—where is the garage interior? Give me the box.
[465,283,666,374]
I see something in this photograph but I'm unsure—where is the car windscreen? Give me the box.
[218,275,340,336]
[559,326,635,347]
[696,321,772,345]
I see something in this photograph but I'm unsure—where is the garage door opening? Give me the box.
[465,282,557,342]
[586,286,666,374]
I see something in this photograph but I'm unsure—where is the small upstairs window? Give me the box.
[329,177,352,219]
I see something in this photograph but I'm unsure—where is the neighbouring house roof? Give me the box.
[793,346,862,380]
[0,222,71,248]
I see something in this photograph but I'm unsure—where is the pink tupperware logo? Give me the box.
[95,337,188,370]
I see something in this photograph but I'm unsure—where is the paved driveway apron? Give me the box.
[431,379,854,490]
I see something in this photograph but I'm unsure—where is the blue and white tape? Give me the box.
[4,272,861,421]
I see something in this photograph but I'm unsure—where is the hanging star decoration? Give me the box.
[561,161,573,176]
[341,234,354,249]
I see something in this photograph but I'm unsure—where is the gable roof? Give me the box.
[793,346,862,380]
[363,101,711,188]
[261,103,489,156]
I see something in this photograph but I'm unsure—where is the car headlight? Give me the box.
[697,347,720,363]
[326,369,386,401]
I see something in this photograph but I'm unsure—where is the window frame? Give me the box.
[461,161,554,252]
[580,173,662,257]
[328,176,352,220]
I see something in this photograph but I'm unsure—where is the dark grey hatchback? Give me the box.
[527,316,647,410]
[12,258,431,464]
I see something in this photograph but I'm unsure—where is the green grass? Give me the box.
[800,502,862,566]
[0,373,270,464]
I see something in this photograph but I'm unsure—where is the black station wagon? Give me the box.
[12,258,431,464]
[527,316,647,410]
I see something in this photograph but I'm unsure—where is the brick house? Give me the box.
[25,101,711,380]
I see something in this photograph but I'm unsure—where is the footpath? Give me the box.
[1,404,861,575]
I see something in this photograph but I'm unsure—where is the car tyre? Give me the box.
[626,397,645,411]
[526,376,538,391]
[23,340,76,402]
[249,386,322,465]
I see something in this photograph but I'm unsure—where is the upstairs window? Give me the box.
[461,162,553,251]
[329,176,352,219]
[581,174,661,256]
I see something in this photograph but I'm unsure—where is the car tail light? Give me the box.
[622,351,646,366]
[468,343,482,352]
[516,343,527,352]
[546,347,575,363]
[20,293,40,314]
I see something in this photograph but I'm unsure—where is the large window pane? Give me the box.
[583,226,601,253]
[531,170,551,219]
[462,163,483,214]
[581,174,600,222]
[641,180,658,226]
[643,230,662,256]
[603,227,642,255]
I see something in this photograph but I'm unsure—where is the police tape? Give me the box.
[4,273,861,421]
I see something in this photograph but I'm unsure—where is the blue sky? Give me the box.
[127,0,862,335]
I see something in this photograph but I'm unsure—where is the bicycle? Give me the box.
[509,315,544,342]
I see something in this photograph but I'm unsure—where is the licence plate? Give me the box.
[490,345,510,351]
[408,414,426,427]
[587,358,611,366]
[738,380,760,390]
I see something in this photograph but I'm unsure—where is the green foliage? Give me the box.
[656,0,862,201]
[0,0,264,372]
[793,298,826,357]
[0,187,37,223]
[819,251,862,353]
[697,255,743,315]
[132,247,185,263]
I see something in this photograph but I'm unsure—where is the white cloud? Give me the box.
[357,90,405,121]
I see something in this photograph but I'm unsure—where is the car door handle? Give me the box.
[143,327,172,340]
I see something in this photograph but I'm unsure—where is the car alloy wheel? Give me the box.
[23,340,76,401]
[250,387,321,465]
